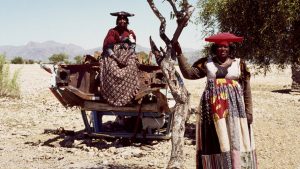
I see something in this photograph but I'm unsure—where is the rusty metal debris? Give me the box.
[42,56,174,140]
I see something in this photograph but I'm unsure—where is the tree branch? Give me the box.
[147,0,171,45]
[171,1,194,42]
[150,37,188,103]
[167,0,179,15]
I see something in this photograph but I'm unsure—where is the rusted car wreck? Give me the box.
[42,55,175,140]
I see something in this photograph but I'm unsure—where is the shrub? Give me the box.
[137,52,150,64]
[74,55,83,64]
[25,59,35,64]
[48,53,69,64]
[11,56,24,64]
[0,54,21,98]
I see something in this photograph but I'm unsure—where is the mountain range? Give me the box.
[0,41,200,64]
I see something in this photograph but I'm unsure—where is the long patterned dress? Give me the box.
[177,55,257,169]
[99,44,139,106]
[100,26,139,106]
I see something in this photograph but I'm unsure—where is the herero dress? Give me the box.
[177,55,257,169]
[100,26,139,106]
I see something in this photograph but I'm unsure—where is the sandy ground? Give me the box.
[0,64,299,169]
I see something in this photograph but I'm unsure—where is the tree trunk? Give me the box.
[147,1,194,168]
[167,96,190,169]
[160,57,191,169]
[291,61,300,92]
[150,41,191,169]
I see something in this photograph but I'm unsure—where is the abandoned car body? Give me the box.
[42,58,175,140]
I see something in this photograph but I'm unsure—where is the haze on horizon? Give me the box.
[0,0,205,50]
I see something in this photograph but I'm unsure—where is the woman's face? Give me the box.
[117,17,128,27]
[216,45,230,59]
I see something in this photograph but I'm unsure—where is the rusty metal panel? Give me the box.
[53,63,168,108]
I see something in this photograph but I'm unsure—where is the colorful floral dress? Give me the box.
[177,55,257,169]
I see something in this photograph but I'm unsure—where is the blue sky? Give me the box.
[0,0,205,50]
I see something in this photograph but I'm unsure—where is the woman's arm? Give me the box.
[174,41,206,79]
[177,54,207,79]
[240,60,253,124]
[103,29,118,56]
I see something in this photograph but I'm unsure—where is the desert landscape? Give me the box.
[0,64,299,169]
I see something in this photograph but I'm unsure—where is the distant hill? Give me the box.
[0,41,86,61]
[183,50,203,64]
[0,41,200,63]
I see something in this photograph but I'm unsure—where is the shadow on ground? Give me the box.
[271,89,291,94]
[35,128,166,150]
[86,164,152,169]
[184,122,196,142]
[26,120,196,150]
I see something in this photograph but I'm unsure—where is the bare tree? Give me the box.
[147,0,194,168]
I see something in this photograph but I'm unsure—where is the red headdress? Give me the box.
[205,32,243,46]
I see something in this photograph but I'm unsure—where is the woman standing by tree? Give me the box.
[174,32,257,169]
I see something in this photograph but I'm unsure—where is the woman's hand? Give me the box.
[246,113,253,124]
[110,54,127,68]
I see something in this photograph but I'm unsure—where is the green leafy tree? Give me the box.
[11,56,24,64]
[196,0,300,91]
[48,53,69,64]
[74,55,83,64]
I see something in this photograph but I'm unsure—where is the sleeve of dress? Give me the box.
[129,30,136,42]
[103,29,117,56]
[240,60,253,124]
[177,54,207,80]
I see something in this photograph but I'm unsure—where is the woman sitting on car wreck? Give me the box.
[99,11,139,107]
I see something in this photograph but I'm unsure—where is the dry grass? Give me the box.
[0,55,21,98]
